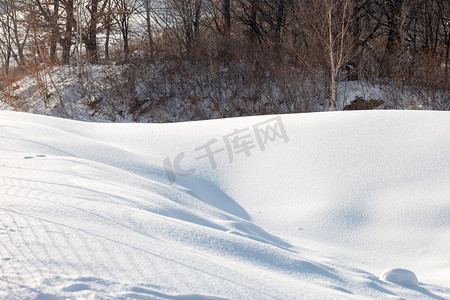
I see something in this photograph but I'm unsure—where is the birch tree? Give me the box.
[297,0,356,110]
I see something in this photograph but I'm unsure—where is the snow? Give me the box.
[380,269,419,286]
[2,65,448,124]
[1,110,449,299]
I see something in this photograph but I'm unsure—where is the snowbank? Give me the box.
[0,110,449,299]
[380,269,419,286]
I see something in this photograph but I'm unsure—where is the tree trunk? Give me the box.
[275,0,285,43]
[62,0,75,64]
[84,0,100,63]
[49,1,59,62]
[348,0,361,80]
[144,0,153,49]
[121,16,129,57]
[250,0,258,39]
[223,0,231,32]
[105,24,110,60]
[328,1,337,110]
[381,0,402,77]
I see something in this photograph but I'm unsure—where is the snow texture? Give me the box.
[380,268,419,286]
[1,110,449,299]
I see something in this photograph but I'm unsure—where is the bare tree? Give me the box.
[82,0,107,63]
[113,0,138,58]
[0,0,16,74]
[143,0,153,48]
[60,0,76,64]
[295,0,357,110]
[0,0,30,71]
[31,0,61,62]
[223,0,230,32]
[169,0,203,52]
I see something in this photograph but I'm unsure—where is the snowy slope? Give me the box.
[0,110,449,299]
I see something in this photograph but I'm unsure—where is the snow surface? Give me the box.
[380,269,419,287]
[0,110,449,299]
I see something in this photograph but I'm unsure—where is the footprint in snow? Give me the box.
[23,154,46,159]
[61,283,91,292]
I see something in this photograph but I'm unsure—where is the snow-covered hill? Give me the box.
[0,110,449,299]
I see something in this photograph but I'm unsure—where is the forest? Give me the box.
[0,0,449,121]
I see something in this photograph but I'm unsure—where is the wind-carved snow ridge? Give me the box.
[1,110,450,299]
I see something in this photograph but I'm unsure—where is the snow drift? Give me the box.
[0,110,449,299]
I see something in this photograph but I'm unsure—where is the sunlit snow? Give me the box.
[1,110,449,299]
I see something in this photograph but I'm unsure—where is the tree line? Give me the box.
[0,0,449,113]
